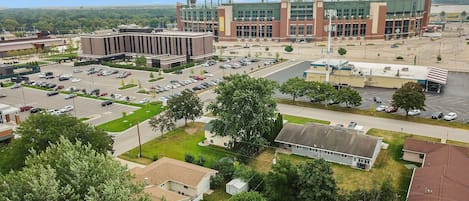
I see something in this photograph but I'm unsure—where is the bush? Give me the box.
[284,45,293,52]
[437,55,442,62]
[184,153,195,163]
[152,155,158,161]
[74,60,100,66]
[101,62,158,72]
[210,174,225,188]
[196,155,206,166]
[366,43,375,46]
[338,47,347,56]
[396,56,404,60]
[346,44,356,46]
[212,158,235,181]
[162,62,196,73]
[122,112,127,117]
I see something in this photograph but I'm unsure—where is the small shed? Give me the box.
[226,178,248,195]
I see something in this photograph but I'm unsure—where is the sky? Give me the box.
[1,0,178,8]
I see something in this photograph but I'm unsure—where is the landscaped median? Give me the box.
[276,98,469,130]
[96,102,164,132]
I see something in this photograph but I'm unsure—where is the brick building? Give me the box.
[80,31,214,68]
[176,0,431,42]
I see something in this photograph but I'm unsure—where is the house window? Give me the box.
[184,185,188,189]
[419,153,424,159]
[210,140,214,143]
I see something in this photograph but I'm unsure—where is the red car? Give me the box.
[385,106,398,113]
[20,105,34,112]
[99,92,108,97]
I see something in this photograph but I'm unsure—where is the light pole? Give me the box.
[72,94,77,117]
[20,85,26,106]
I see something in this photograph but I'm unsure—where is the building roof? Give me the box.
[275,123,381,158]
[81,31,212,38]
[144,186,189,201]
[132,157,217,188]
[405,139,469,201]
[227,178,248,189]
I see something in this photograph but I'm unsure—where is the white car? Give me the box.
[138,98,149,104]
[204,73,214,77]
[375,105,388,112]
[60,105,74,113]
[38,73,46,78]
[71,78,81,83]
[201,63,210,67]
[407,109,421,116]
[159,97,168,102]
[443,112,457,121]
[232,63,241,68]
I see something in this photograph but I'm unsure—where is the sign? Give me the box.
[219,16,225,32]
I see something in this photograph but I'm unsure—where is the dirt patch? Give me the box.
[184,123,203,135]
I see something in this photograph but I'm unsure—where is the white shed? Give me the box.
[225,178,248,195]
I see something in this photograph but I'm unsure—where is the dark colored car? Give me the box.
[30,108,43,114]
[101,100,113,107]
[20,105,34,112]
[174,70,183,74]
[58,76,70,81]
[47,91,59,96]
[431,112,444,119]
[47,83,57,88]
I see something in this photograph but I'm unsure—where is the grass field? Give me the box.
[277,98,469,130]
[96,102,164,132]
[203,186,232,201]
[283,114,330,125]
[119,123,238,167]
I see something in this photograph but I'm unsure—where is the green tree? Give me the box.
[0,137,149,201]
[229,191,266,201]
[121,79,125,87]
[149,112,176,134]
[264,160,300,201]
[336,87,362,107]
[338,47,347,56]
[2,18,19,31]
[297,159,338,201]
[135,55,147,67]
[279,77,308,102]
[267,113,283,145]
[208,75,278,156]
[275,52,280,61]
[0,114,112,173]
[66,39,74,54]
[306,82,338,106]
[212,158,235,181]
[440,11,447,21]
[284,45,293,52]
[149,72,155,79]
[391,82,426,118]
[166,90,203,126]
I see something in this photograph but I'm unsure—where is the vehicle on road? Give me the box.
[73,69,83,73]
[431,112,443,119]
[407,109,421,116]
[138,98,149,104]
[20,105,34,112]
[30,108,43,114]
[71,78,81,83]
[64,93,77,99]
[47,91,59,96]
[375,105,388,112]
[385,106,398,113]
[101,100,113,107]
[60,105,74,113]
[372,96,382,104]
[443,112,457,121]
[348,122,357,129]
[0,94,7,98]
[204,73,214,77]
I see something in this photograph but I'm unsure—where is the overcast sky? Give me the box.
[2,0,177,8]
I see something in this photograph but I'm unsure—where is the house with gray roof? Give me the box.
[275,123,383,170]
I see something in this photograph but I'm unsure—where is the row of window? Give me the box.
[102,36,193,56]
[290,25,313,35]
[384,19,420,35]
[330,24,367,37]
[335,8,366,18]
[181,11,217,21]
[236,25,273,38]
[358,158,370,164]
[294,145,349,158]
[236,10,274,21]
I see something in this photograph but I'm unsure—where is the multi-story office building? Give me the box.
[80,31,213,68]
[177,0,431,42]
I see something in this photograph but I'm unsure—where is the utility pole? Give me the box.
[137,119,142,158]
[325,9,336,83]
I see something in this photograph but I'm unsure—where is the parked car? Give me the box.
[348,122,357,129]
[372,96,382,104]
[20,105,34,112]
[47,91,59,96]
[64,93,77,100]
[431,112,443,119]
[71,78,81,83]
[407,109,421,116]
[58,76,70,81]
[10,84,21,89]
[443,112,457,121]
[0,94,7,98]
[99,92,108,97]
[375,105,388,112]
[138,98,149,104]
[385,106,398,113]
[73,68,83,73]
[204,73,214,77]
[30,107,43,114]
[60,105,74,113]
[175,70,183,74]
[101,100,113,107]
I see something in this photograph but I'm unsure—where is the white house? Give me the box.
[275,123,382,170]
[226,178,249,195]
[131,157,218,201]
[204,122,232,148]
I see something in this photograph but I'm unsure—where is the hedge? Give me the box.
[162,62,196,73]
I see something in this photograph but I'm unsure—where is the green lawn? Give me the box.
[1,82,15,88]
[45,53,77,62]
[148,77,164,82]
[119,123,238,167]
[283,114,330,125]
[118,84,137,90]
[203,186,232,201]
[97,102,164,132]
[277,98,469,130]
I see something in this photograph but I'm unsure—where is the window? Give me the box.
[298,25,304,35]
[351,9,357,17]
[243,26,250,37]
[358,8,365,17]
[360,24,366,36]
[184,185,188,189]
[419,153,425,159]
[252,11,258,18]
[290,25,296,35]
[306,25,312,35]
[236,26,242,38]
[343,9,349,18]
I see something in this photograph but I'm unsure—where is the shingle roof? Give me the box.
[275,123,380,158]
[144,186,190,201]
[405,139,469,201]
[131,157,218,188]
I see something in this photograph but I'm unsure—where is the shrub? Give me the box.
[437,54,442,62]
[152,155,158,161]
[265,47,269,51]
[396,56,404,60]
[366,43,375,46]
[346,44,356,46]
[162,62,196,73]
[284,45,293,52]
[210,174,225,188]
[338,48,347,56]
[184,153,195,163]
[122,112,127,117]
[196,155,206,166]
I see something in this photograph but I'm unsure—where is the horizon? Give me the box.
[1,0,181,8]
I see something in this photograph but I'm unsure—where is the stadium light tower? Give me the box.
[325,9,336,82]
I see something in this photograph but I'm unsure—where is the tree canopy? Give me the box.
[338,47,347,56]
[336,87,362,107]
[0,137,149,201]
[284,45,294,52]
[167,90,204,126]
[135,56,147,67]
[208,74,278,156]
[0,113,113,173]
[391,82,426,117]
[279,77,309,102]
[229,191,266,201]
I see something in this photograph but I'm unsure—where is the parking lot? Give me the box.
[267,61,469,123]
[0,57,272,125]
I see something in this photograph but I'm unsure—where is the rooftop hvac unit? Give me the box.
[402,67,409,71]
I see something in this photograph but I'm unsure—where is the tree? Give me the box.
[336,87,362,107]
[279,77,308,102]
[264,160,300,201]
[135,55,147,67]
[265,47,269,52]
[212,157,235,181]
[306,82,338,106]
[229,191,266,201]
[0,137,149,201]
[297,159,338,201]
[275,52,280,61]
[338,47,347,56]
[392,82,426,118]
[234,165,265,193]
[461,11,467,22]
[284,45,293,52]
[66,39,74,54]
[121,79,125,87]
[0,114,112,173]
[149,72,155,79]
[440,11,447,22]
[208,75,278,156]
[149,112,176,134]
[267,113,283,145]
[167,90,203,126]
